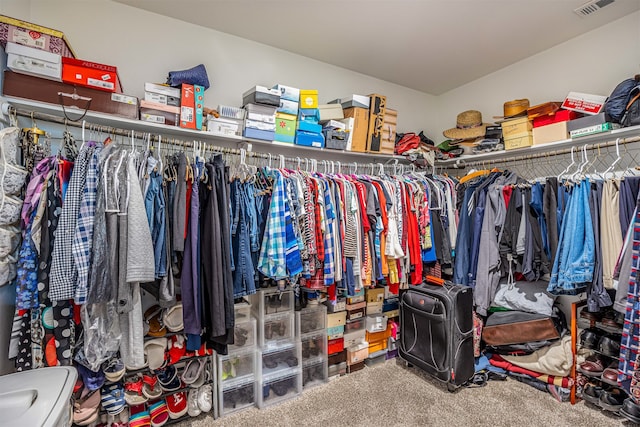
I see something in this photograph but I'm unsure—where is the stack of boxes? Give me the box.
[382,286,400,360]
[296,89,324,147]
[365,313,390,367]
[331,95,370,153]
[345,289,367,374]
[325,297,347,379]
[273,84,299,143]
[207,105,245,137]
[296,305,328,389]
[251,289,303,409]
[532,109,579,145]
[242,85,279,140]
[501,115,533,151]
[140,83,181,126]
[217,301,258,417]
[319,104,348,150]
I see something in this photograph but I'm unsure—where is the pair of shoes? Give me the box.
[578,355,606,376]
[73,387,101,426]
[601,361,620,386]
[579,328,621,357]
[303,364,324,386]
[234,326,249,347]
[265,321,287,340]
[187,384,213,417]
[129,401,168,427]
[156,365,182,392]
[224,382,254,409]
[621,398,640,423]
[263,352,298,370]
[582,383,628,412]
[302,339,320,358]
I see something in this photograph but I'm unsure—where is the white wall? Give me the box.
[4,0,440,134]
[437,11,640,139]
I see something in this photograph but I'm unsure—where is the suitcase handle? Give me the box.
[425,275,445,286]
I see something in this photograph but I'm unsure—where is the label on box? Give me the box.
[562,92,607,115]
[111,93,137,106]
[12,27,47,50]
[86,77,113,91]
[569,123,613,138]
[141,113,165,124]
[181,106,194,124]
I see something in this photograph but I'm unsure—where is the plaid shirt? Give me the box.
[619,206,640,388]
[72,145,102,304]
[258,172,302,279]
[49,144,94,302]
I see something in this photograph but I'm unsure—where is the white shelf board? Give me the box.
[2,96,407,165]
[436,124,640,167]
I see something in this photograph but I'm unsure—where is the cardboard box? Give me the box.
[327,325,345,340]
[243,128,274,140]
[272,84,300,102]
[346,307,366,322]
[324,298,346,313]
[366,94,387,152]
[347,360,365,373]
[145,82,180,97]
[366,302,383,315]
[275,112,297,143]
[218,105,245,120]
[300,89,318,109]
[322,120,346,130]
[318,104,344,122]
[562,91,607,115]
[340,117,354,151]
[327,312,347,328]
[180,84,195,129]
[0,15,75,58]
[61,56,119,92]
[207,117,242,136]
[329,94,370,109]
[346,301,366,311]
[245,103,276,123]
[242,85,280,107]
[570,122,613,138]
[245,119,276,131]
[6,42,61,81]
[380,109,397,155]
[504,133,533,150]
[2,70,138,119]
[343,107,369,152]
[140,107,179,126]
[328,349,347,365]
[366,288,385,303]
[500,116,532,140]
[347,342,369,365]
[194,85,204,130]
[145,91,180,107]
[298,108,320,123]
[532,121,569,145]
[532,109,580,127]
[328,338,344,355]
[277,98,298,116]
[298,120,322,133]
[383,309,399,319]
[295,130,324,148]
[566,112,607,132]
[328,361,347,377]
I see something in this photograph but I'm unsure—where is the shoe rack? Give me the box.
[297,304,328,389]
[574,304,627,414]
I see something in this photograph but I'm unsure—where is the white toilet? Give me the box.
[0,366,77,427]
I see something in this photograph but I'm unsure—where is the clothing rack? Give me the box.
[5,104,404,175]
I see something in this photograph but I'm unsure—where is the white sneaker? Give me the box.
[197,384,212,413]
[187,388,201,417]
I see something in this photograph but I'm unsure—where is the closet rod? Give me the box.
[7,105,399,173]
[453,134,640,169]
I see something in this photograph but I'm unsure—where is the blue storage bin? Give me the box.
[298,120,322,133]
[295,130,324,148]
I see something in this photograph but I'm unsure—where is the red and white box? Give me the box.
[561,92,607,115]
[61,57,120,92]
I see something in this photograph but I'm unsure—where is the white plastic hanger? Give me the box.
[603,138,621,179]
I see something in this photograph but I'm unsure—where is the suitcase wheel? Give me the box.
[447,383,457,393]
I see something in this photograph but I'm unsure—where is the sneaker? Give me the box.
[187,388,201,417]
[166,392,188,419]
[197,384,212,413]
[148,399,169,427]
[103,358,126,383]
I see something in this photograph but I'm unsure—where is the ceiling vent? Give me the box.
[574,0,615,17]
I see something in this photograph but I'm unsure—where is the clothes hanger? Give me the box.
[558,146,576,180]
[603,138,622,180]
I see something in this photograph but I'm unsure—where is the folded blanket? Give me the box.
[501,335,572,377]
[489,354,573,388]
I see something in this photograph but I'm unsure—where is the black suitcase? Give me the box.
[399,278,475,391]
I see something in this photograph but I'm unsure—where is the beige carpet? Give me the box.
[179,360,631,427]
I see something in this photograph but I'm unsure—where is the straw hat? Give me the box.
[443,110,490,140]
[494,99,530,120]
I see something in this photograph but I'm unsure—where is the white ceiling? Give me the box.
[114,0,640,95]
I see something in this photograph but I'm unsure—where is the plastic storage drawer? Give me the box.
[301,331,327,363]
[328,361,347,377]
[219,377,256,417]
[258,371,302,409]
[235,300,252,322]
[303,357,328,389]
[296,305,327,335]
[217,347,256,385]
[229,318,256,352]
[259,339,302,378]
[259,312,295,349]
[251,288,294,319]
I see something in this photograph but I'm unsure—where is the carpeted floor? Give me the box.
[179,360,633,427]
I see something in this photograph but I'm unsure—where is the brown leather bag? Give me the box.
[482,311,561,346]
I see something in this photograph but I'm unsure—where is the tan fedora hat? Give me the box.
[494,99,530,120]
[443,110,490,140]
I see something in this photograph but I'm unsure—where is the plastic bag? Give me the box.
[80,302,121,371]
